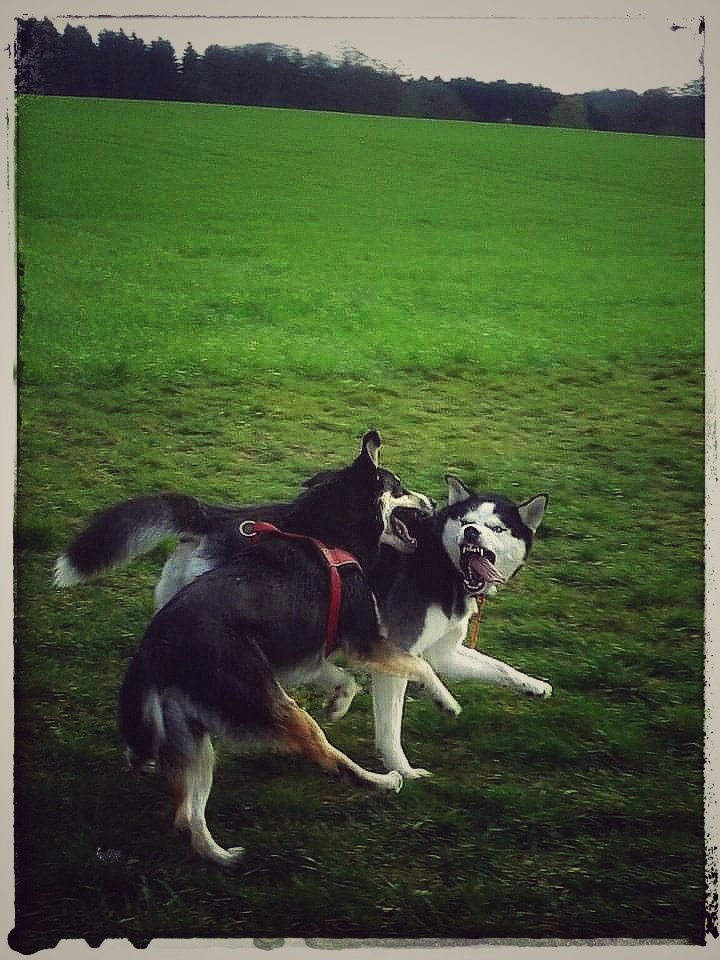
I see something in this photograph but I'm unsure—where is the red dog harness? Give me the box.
[239,520,361,656]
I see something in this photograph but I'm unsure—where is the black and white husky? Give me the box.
[64,432,460,865]
[369,475,551,778]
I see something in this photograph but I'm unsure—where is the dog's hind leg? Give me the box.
[162,732,245,868]
[311,660,360,721]
[276,697,403,793]
[360,644,462,718]
[157,697,245,868]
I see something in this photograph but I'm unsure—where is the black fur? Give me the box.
[62,492,295,581]
[371,511,466,636]
[118,432,386,766]
[58,466,410,584]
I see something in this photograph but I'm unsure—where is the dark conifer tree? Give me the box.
[95,29,147,99]
[15,17,62,94]
[145,39,179,101]
[56,24,97,97]
[180,42,202,101]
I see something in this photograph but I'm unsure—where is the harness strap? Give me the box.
[240,520,361,656]
[465,595,486,650]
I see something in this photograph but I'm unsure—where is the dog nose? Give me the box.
[462,525,481,544]
[461,527,497,564]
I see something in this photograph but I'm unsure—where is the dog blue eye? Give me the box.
[487,524,506,534]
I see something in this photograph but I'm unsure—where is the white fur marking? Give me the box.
[53,555,83,587]
[155,542,212,610]
[126,522,178,561]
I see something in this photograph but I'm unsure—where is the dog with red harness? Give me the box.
[116,431,453,866]
[55,436,435,724]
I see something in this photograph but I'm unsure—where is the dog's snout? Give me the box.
[462,525,481,544]
[461,526,497,565]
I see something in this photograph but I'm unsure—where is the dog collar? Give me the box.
[239,520,361,656]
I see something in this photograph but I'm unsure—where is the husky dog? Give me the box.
[369,475,551,778]
[113,431,460,865]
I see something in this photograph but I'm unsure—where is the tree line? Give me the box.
[16,17,704,137]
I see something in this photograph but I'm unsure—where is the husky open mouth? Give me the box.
[460,543,505,593]
[389,506,426,549]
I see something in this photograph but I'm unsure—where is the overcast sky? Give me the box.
[48,11,705,96]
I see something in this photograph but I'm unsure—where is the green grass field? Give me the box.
[13,95,705,950]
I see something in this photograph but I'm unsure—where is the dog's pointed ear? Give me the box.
[445,474,472,505]
[518,494,548,532]
[359,430,381,468]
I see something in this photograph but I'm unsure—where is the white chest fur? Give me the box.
[410,601,474,656]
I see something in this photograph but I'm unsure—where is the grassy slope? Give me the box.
[18,97,701,383]
[14,96,705,949]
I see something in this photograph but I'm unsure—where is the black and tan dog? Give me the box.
[110,432,456,865]
[55,437,434,725]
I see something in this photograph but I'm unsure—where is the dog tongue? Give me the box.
[469,555,505,585]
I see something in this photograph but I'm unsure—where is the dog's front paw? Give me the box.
[383,771,404,793]
[218,846,246,868]
[326,698,351,722]
[326,681,360,722]
[399,766,433,780]
[524,679,552,699]
[433,692,462,717]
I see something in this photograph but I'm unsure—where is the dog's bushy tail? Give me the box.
[53,493,233,587]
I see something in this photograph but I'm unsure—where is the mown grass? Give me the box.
[13,95,705,951]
